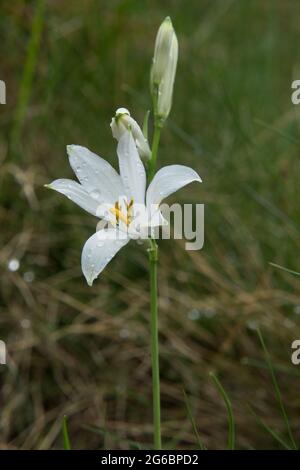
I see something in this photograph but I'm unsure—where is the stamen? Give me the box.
[109,198,134,227]
[127,198,134,209]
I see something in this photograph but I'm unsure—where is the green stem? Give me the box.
[148,239,161,449]
[62,415,72,450]
[147,113,163,449]
[210,372,235,450]
[10,0,45,159]
[257,328,297,450]
[147,107,164,448]
[148,123,162,182]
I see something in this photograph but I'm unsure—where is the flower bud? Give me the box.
[110,108,151,160]
[150,17,178,121]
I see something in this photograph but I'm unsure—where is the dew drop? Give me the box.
[23,271,35,283]
[8,258,20,272]
[21,318,31,329]
[91,190,101,200]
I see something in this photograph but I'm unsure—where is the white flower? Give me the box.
[150,17,178,120]
[110,108,151,160]
[46,131,201,286]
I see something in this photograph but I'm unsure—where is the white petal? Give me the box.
[117,131,146,205]
[149,208,168,227]
[81,229,129,286]
[111,109,151,160]
[47,179,100,216]
[146,165,202,209]
[67,145,124,204]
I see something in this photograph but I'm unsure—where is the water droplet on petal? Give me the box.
[91,190,101,200]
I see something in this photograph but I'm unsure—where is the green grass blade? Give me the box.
[249,406,291,450]
[62,415,72,450]
[10,0,46,156]
[183,389,204,450]
[210,372,235,450]
[83,425,143,450]
[269,262,300,277]
[257,328,297,449]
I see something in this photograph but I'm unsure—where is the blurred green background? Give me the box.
[1,0,300,449]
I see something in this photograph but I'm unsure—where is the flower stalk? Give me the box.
[148,84,163,447]
[148,238,161,449]
[147,16,178,449]
[148,122,162,182]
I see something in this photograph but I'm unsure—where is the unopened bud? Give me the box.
[110,108,151,160]
[150,17,178,121]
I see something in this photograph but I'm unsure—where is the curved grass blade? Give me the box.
[249,406,291,450]
[257,328,297,449]
[183,389,204,450]
[210,372,235,450]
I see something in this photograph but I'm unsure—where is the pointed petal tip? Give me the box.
[189,168,202,183]
[66,144,75,153]
[67,144,83,156]
[84,273,95,287]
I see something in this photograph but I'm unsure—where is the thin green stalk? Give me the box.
[149,238,161,449]
[248,406,292,450]
[147,110,163,448]
[62,415,72,450]
[183,389,204,450]
[269,262,300,277]
[148,123,162,182]
[257,328,297,449]
[210,372,235,450]
[10,0,45,158]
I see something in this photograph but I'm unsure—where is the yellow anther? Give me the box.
[127,198,134,209]
[110,199,134,227]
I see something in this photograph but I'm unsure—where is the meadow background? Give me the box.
[0,0,300,449]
